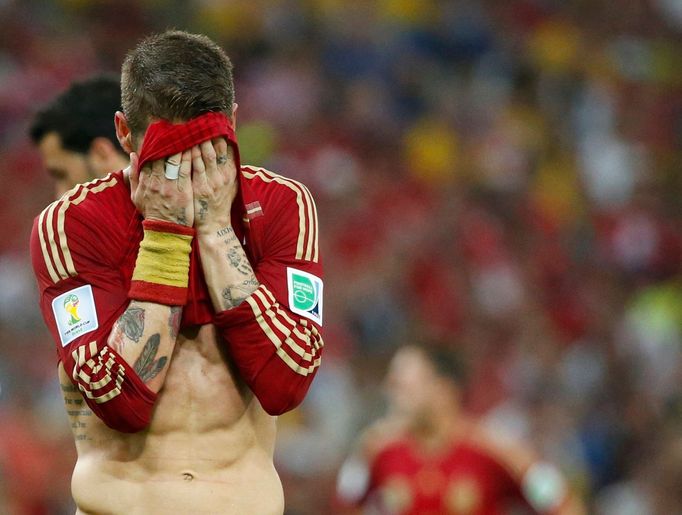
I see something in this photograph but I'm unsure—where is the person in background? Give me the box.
[336,345,585,515]
[29,74,129,197]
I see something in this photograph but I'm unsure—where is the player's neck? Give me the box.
[122,164,132,185]
[114,156,131,174]
[411,409,463,452]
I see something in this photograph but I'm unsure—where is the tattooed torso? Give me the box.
[60,323,283,515]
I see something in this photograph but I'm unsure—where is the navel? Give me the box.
[181,471,196,482]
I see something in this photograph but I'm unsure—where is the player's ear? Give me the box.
[231,103,238,129]
[114,111,134,154]
[88,137,119,175]
[89,137,114,159]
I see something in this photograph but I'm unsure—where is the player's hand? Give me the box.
[191,138,238,233]
[129,150,194,226]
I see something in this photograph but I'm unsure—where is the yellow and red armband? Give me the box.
[129,219,194,306]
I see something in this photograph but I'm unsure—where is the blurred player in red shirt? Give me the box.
[336,345,585,515]
[29,74,129,197]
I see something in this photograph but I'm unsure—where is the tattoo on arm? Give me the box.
[169,306,182,339]
[133,333,168,383]
[221,278,259,309]
[216,226,233,238]
[177,207,188,226]
[210,225,259,309]
[60,382,77,393]
[198,200,209,222]
[61,382,93,441]
[227,247,253,275]
[117,306,145,343]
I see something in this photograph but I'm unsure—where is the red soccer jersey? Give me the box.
[30,166,323,430]
[364,436,538,515]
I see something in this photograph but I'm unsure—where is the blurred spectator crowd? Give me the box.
[1,0,681,513]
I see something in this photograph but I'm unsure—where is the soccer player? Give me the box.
[336,346,585,515]
[30,31,323,514]
[29,74,129,197]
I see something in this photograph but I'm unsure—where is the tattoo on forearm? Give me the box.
[221,278,259,309]
[169,306,182,339]
[133,333,168,383]
[227,247,253,275]
[117,306,145,343]
[222,287,249,308]
[243,277,259,287]
[216,226,233,238]
[177,207,188,226]
[198,199,209,222]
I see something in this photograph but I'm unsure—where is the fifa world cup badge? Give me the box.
[52,285,99,346]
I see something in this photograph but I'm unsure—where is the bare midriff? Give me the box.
[58,324,283,515]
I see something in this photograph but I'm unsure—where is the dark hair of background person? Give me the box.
[416,343,468,387]
[121,30,234,136]
[29,74,123,153]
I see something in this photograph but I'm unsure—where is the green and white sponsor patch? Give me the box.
[287,267,323,325]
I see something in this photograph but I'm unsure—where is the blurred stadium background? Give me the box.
[1,0,682,513]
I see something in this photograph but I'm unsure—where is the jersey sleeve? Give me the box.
[214,183,324,415]
[30,201,156,433]
[474,431,570,515]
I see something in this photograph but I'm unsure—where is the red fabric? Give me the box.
[143,218,195,236]
[129,281,190,306]
[137,111,240,172]
[31,164,324,424]
[30,174,157,432]
[214,166,324,415]
[360,437,537,515]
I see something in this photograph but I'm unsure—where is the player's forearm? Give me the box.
[108,301,181,393]
[196,222,260,312]
[108,214,193,393]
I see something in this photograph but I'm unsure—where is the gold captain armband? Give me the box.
[129,219,194,306]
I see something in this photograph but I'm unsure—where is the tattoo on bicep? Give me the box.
[169,306,182,339]
[60,382,77,393]
[198,199,209,222]
[133,333,168,383]
[117,306,145,343]
[62,382,93,441]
